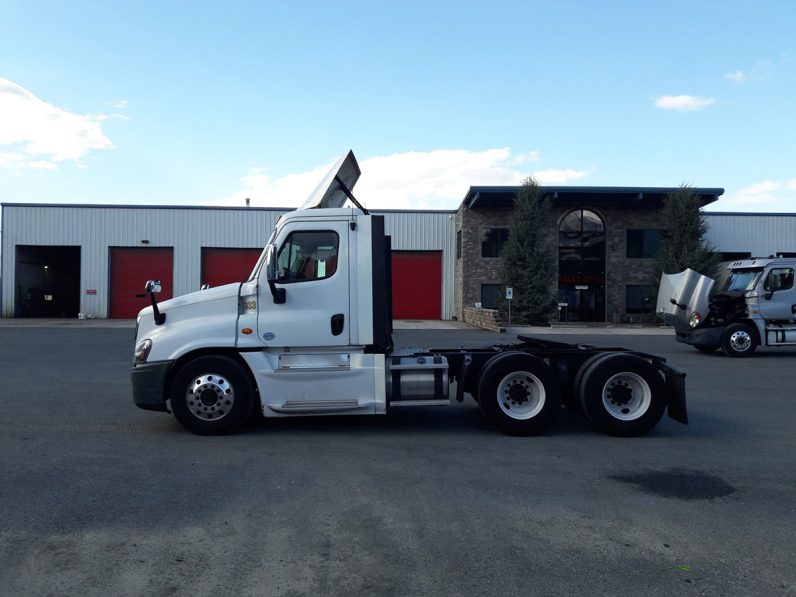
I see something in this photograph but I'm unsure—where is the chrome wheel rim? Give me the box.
[186,373,235,421]
[601,372,651,421]
[729,330,752,352]
[497,371,545,420]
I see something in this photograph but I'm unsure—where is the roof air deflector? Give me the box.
[300,150,363,210]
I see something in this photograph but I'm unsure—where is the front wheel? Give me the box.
[721,323,757,357]
[578,353,666,437]
[477,352,561,436]
[170,355,255,435]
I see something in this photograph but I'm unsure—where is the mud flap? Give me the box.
[656,361,688,424]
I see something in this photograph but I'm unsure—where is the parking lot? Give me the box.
[1,323,794,596]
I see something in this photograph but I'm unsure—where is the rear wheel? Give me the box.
[578,353,666,437]
[170,355,255,435]
[477,352,561,436]
[721,323,757,357]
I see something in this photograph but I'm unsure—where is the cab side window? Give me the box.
[276,231,339,283]
[764,268,794,292]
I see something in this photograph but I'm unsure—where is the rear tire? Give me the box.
[477,352,561,436]
[170,355,255,435]
[721,323,757,357]
[578,353,666,437]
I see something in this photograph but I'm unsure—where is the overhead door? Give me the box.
[201,248,262,288]
[109,247,173,318]
[391,251,442,319]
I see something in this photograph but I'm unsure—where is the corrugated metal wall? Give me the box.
[1,205,456,319]
[380,211,456,319]
[1,205,288,318]
[705,213,796,257]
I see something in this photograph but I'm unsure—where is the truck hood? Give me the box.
[139,282,242,318]
[136,282,243,360]
[656,269,715,331]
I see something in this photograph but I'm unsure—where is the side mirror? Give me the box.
[144,280,166,325]
[145,280,162,294]
[764,291,773,300]
[264,244,286,304]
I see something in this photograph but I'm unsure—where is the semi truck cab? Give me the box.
[657,258,796,356]
[132,151,688,437]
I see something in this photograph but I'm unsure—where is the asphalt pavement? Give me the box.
[0,324,794,596]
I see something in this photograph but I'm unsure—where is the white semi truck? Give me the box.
[657,258,796,357]
[131,151,688,437]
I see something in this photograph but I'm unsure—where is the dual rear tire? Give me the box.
[477,351,666,437]
[574,353,666,437]
[477,353,561,436]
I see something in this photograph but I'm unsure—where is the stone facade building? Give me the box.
[454,186,724,323]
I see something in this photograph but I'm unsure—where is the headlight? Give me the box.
[134,339,153,364]
[689,312,702,328]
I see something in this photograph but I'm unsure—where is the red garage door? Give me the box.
[109,247,173,318]
[201,248,262,288]
[391,251,442,319]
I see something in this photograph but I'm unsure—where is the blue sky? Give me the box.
[1,0,794,212]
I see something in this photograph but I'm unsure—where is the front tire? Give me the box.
[721,323,757,357]
[170,355,255,435]
[578,353,666,437]
[477,352,561,436]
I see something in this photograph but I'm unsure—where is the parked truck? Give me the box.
[657,258,796,357]
[131,151,688,437]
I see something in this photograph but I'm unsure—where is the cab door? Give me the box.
[758,266,796,322]
[258,218,350,347]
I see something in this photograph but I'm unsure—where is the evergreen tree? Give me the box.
[654,185,720,279]
[498,176,557,325]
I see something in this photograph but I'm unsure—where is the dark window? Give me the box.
[481,228,509,258]
[719,252,752,261]
[626,229,664,258]
[626,285,654,314]
[777,252,796,258]
[277,230,339,283]
[480,284,501,309]
[456,230,462,259]
[557,209,606,322]
[764,268,794,292]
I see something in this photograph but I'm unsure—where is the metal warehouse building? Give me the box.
[0,204,456,320]
[2,201,795,321]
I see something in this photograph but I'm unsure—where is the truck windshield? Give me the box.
[721,268,763,292]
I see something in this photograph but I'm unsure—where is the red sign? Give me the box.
[86,289,97,295]
[559,275,604,286]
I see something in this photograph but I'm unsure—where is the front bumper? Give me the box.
[131,360,174,412]
[675,326,723,347]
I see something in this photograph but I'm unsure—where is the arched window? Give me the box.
[558,209,606,321]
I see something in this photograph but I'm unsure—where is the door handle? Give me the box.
[331,313,344,336]
[135,294,147,298]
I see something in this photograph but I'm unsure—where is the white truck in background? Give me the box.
[657,258,796,356]
[131,151,688,437]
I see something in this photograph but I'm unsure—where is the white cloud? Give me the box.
[208,148,596,210]
[533,167,596,185]
[724,70,748,84]
[711,179,796,213]
[654,95,716,112]
[0,77,113,170]
[724,61,774,85]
